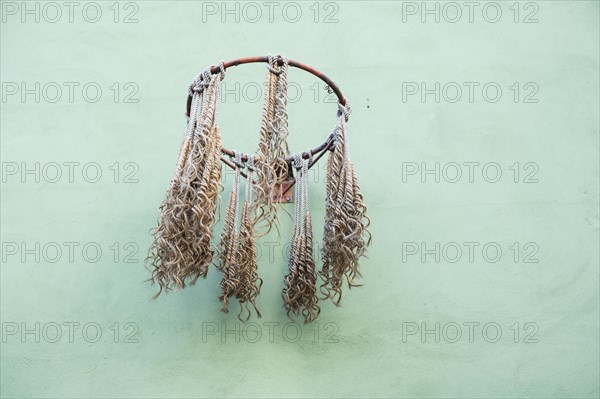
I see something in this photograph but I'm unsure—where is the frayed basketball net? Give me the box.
[320,103,372,306]
[147,63,225,297]
[147,56,370,323]
[218,152,263,320]
[254,55,290,235]
[283,153,320,323]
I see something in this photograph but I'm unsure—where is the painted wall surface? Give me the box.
[1,1,599,398]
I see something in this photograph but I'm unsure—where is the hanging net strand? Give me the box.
[147,65,224,297]
[320,102,371,306]
[236,155,263,321]
[218,151,244,313]
[282,152,320,323]
[253,54,290,236]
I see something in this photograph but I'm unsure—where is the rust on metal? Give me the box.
[186,56,345,199]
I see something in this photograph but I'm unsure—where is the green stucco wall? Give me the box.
[1,1,599,397]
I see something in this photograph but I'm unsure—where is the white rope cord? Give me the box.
[336,102,353,203]
[245,155,255,205]
[273,55,289,153]
[265,54,289,160]
[185,71,204,142]
[267,54,284,75]
[338,102,351,163]
[177,67,213,185]
[192,68,212,126]
[301,154,311,219]
[196,69,215,143]
[292,153,303,235]
[232,151,244,232]
[214,61,225,122]
[187,70,204,126]
[171,87,199,186]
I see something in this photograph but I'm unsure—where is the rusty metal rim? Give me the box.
[185,55,345,164]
